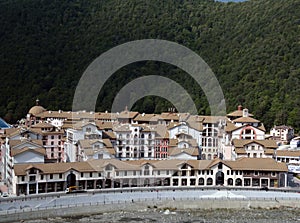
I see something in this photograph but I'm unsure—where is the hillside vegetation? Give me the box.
[0,0,299,132]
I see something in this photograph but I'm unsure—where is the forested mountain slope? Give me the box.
[0,0,299,132]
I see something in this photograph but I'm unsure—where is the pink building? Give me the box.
[30,123,65,163]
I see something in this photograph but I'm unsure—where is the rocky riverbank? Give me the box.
[14,206,300,223]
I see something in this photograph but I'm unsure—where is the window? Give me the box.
[254,171,259,176]
[207,178,213,185]
[59,173,62,179]
[271,172,276,177]
[40,175,44,180]
[81,173,84,177]
[90,172,93,177]
[98,173,101,177]
[21,176,25,181]
[144,165,150,175]
[50,174,53,179]
[124,171,127,176]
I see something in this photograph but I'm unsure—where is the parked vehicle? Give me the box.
[65,186,86,194]
[1,192,9,197]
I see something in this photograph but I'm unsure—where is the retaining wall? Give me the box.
[1,197,300,223]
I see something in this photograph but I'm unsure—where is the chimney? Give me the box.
[238,105,243,111]
[243,108,249,117]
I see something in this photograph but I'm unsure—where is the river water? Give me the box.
[18,207,300,223]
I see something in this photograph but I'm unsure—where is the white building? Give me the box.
[114,124,155,160]
[64,121,102,162]
[270,125,294,145]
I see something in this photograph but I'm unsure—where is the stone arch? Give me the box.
[227,178,234,186]
[198,177,205,186]
[215,171,224,185]
[207,177,213,185]
[235,178,242,186]
[66,172,76,187]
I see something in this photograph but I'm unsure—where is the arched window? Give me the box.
[207,138,212,147]
[207,178,213,185]
[199,178,204,186]
[235,178,242,186]
[227,178,233,186]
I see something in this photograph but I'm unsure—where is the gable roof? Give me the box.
[14,162,95,176]
[9,139,43,149]
[233,116,260,123]
[225,158,287,172]
[232,139,278,149]
[168,147,199,156]
[275,150,300,157]
[11,147,46,157]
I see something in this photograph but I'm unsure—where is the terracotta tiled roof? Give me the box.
[102,139,113,148]
[102,131,116,139]
[4,128,20,137]
[14,161,95,176]
[233,116,260,123]
[11,147,46,157]
[232,139,278,149]
[95,121,113,130]
[113,124,131,132]
[227,110,253,117]
[96,112,117,120]
[199,116,225,124]
[9,139,43,148]
[264,149,275,155]
[272,125,293,130]
[31,122,54,128]
[158,113,180,121]
[225,158,288,172]
[169,139,178,147]
[29,105,46,116]
[168,147,198,156]
[225,120,238,132]
[29,128,64,135]
[117,111,139,119]
[186,116,204,131]
[235,148,247,154]
[14,157,288,176]
[134,114,159,122]
[72,121,96,130]
[152,124,169,138]
[275,150,300,157]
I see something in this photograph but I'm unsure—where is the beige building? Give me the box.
[12,158,287,196]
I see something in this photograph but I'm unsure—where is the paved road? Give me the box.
[1,187,300,213]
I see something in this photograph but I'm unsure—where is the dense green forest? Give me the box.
[0,0,299,133]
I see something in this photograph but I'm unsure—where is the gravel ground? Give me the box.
[18,207,300,223]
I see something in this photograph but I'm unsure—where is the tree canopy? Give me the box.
[0,0,299,133]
